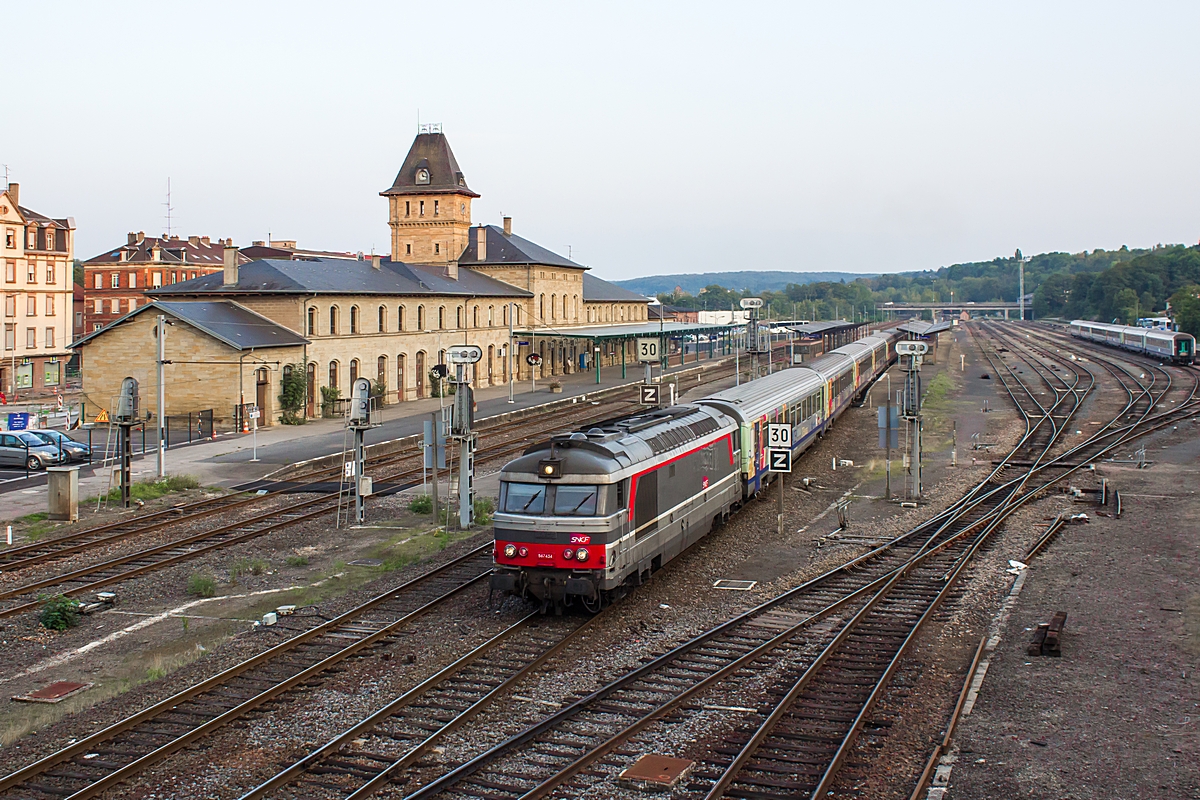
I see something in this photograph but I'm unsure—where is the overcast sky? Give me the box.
[6,2,1199,281]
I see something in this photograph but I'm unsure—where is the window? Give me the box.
[4,294,13,316]
[434,243,440,255]
[456,306,462,328]
[503,304,509,326]
[27,327,36,348]
[307,307,316,336]
[377,355,387,385]
[473,306,479,327]
[3,323,13,350]
[75,311,82,328]
[45,294,54,316]
[27,229,36,248]
[378,305,387,332]
[349,358,359,383]
[406,243,412,255]
[111,272,120,288]
[129,298,136,311]
[417,305,425,330]
[94,298,102,313]
[45,229,55,250]
[438,306,445,329]
[44,360,60,386]
[5,261,13,281]
[539,294,545,320]
[502,482,546,514]
[4,229,13,249]
[328,361,339,388]
[329,306,339,335]
[92,323,100,331]
[110,299,120,314]
[420,201,425,216]
[27,262,36,282]
[434,200,439,216]
[399,305,407,331]
[405,201,410,217]
[555,485,599,516]
[551,294,557,320]
[46,263,54,284]
[44,327,54,348]
[171,272,177,283]
[489,306,494,326]
[93,273,102,289]
[152,272,162,287]
[26,295,36,316]
[349,306,359,334]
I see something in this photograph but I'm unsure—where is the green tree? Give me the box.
[1113,288,1139,324]
[277,363,307,424]
[1169,285,1200,338]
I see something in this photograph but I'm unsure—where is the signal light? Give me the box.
[503,544,517,558]
[518,546,528,557]
[562,548,574,560]
[537,458,562,478]
[576,548,589,562]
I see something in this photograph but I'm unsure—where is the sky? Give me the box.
[6,2,1200,281]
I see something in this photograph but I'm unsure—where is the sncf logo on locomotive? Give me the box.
[569,535,591,544]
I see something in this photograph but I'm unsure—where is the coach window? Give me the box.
[502,482,546,514]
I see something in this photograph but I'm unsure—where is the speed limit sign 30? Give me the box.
[767,422,791,449]
[636,338,660,362]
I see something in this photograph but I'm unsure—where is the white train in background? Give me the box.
[1069,320,1194,365]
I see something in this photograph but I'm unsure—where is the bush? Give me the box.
[474,497,496,526]
[285,555,309,567]
[279,363,307,424]
[408,494,433,515]
[187,573,217,598]
[38,594,81,631]
[372,379,388,406]
[320,386,341,418]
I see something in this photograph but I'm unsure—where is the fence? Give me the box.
[165,410,214,447]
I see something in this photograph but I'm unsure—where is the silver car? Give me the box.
[0,431,67,471]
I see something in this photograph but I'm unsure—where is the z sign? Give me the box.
[768,448,792,473]
[640,384,661,405]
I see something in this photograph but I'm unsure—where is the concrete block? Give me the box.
[47,465,79,522]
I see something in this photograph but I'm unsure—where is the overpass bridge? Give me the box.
[878,302,1028,321]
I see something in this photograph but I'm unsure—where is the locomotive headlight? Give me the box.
[576,548,589,562]
[503,544,517,558]
[518,546,528,557]
[562,548,575,560]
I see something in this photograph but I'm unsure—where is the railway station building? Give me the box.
[73,128,729,426]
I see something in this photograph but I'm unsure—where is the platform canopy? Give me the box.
[512,320,733,341]
[785,320,864,336]
[897,320,953,337]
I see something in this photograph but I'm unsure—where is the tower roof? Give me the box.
[381,131,480,198]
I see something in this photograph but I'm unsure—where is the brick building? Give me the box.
[80,233,249,331]
[73,129,651,425]
[1,183,75,398]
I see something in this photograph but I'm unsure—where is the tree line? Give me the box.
[658,244,1200,336]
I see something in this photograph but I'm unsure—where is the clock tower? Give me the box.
[381,125,479,266]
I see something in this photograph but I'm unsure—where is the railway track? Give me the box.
[0,546,497,800]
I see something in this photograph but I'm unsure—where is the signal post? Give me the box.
[448,344,482,530]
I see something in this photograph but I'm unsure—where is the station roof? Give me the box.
[513,320,732,341]
[786,320,865,336]
[897,320,953,336]
[71,300,310,351]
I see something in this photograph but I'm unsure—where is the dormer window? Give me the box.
[416,168,430,185]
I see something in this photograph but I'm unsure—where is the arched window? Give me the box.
[503,304,509,326]
[397,354,407,402]
[350,358,359,384]
[438,306,446,329]
[307,307,316,336]
[328,360,339,389]
[378,305,387,332]
[456,306,463,328]
[473,306,479,328]
[551,294,557,320]
[563,295,568,319]
[415,351,426,397]
[399,305,407,331]
[329,306,339,335]
[377,355,387,390]
[539,294,545,320]
[488,305,494,326]
[417,305,425,330]
[350,306,359,334]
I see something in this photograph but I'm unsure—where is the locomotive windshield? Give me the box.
[554,485,598,516]
[502,483,545,514]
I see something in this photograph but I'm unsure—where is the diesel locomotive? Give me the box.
[1069,320,1195,365]
[490,329,902,610]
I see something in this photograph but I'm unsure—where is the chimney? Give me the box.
[447,260,459,281]
[476,226,487,261]
[371,254,381,270]
[127,232,138,246]
[6,183,17,207]
[502,216,512,237]
[188,235,200,246]
[201,236,210,245]
[223,243,239,286]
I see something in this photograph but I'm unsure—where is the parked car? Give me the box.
[27,429,91,462]
[0,432,68,471]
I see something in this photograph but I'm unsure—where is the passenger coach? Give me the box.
[1069,320,1194,365]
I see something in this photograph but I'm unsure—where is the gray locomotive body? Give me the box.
[490,404,741,610]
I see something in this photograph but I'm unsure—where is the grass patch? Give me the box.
[38,594,82,631]
[17,512,48,523]
[474,497,495,526]
[285,555,309,567]
[923,371,955,406]
[93,474,202,505]
[230,557,268,582]
[187,572,217,598]
[408,494,433,515]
